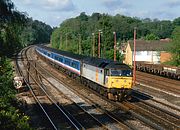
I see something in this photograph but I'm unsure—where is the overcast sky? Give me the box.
[12,0,180,27]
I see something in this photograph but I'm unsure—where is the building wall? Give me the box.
[124,43,163,65]
[124,47,161,65]
[124,43,133,65]
[160,52,172,63]
[134,51,160,64]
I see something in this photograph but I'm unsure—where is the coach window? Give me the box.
[55,56,59,60]
[65,59,70,66]
[59,57,63,62]
[72,62,77,69]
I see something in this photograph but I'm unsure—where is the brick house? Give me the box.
[124,40,172,65]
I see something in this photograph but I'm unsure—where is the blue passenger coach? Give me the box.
[36,46,82,75]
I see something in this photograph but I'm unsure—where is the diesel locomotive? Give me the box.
[36,45,133,101]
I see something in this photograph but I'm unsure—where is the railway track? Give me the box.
[132,90,180,113]
[16,45,180,130]
[15,46,86,129]
[123,100,180,129]
[33,53,134,129]
[37,62,139,129]
[136,71,180,95]
[28,46,134,129]
[39,51,180,129]
[34,46,171,130]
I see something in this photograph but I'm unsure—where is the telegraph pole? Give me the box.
[59,33,62,49]
[98,30,102,58]
[79,34,81,54]
[92,33,95,57]
[98,31,100,58]
[113,31,117,61]
[133,27,137,86]
[66,33,68,50]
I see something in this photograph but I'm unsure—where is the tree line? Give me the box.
[0,0,52,129]
[51,12,180,65]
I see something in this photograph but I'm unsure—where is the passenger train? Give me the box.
[36,45,133,101]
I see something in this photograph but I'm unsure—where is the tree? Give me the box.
[173,17,180,26]
[145,33,159,40]
[0,58,32,130]
[0,0,27,56]
[170,26,180,66]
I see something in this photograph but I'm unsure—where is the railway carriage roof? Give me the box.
[37,45,86,61]
[37,45,131,69]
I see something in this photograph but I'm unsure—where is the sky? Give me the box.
[12,0,180,27]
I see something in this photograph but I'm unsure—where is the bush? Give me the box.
[0,57,32,130]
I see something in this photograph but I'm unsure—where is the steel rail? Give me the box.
[15,47,58,130]
[126,101,179,128]
[133,90,180,115]
[26,47,85,130]
[35,51,153,130]
[30,61,109,130]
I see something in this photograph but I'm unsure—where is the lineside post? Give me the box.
[98,31,101,58]
[27,62,30,83]
[133,27,137,86]
[113,31,117,61]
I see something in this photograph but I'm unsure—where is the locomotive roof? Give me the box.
[83,57,111,68]
[83,57,130,69]
[37,45,86,60]
[105,62,131,69]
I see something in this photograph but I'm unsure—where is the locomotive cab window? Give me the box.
[105,69,110,76]
[110,69,132,76]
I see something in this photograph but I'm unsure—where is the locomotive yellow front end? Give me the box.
[105,68,133,101]
[107,76,133,89]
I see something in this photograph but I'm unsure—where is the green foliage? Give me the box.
[0,0,52,57]
[0,102,32,130]
[0,0,27,56]
[0,58,15,97]
[0,1,35,129]
[145,33,159,40]
[51,12,178,62]
[0,57,32,129]
[169,26,180,66]
[173,17,180,26]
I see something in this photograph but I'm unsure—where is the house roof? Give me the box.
[128,40,171,51]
